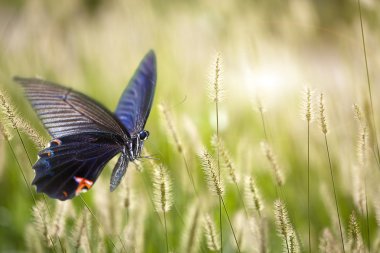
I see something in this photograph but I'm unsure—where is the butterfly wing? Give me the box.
[33,133,123,200]
[115,50,157,136]
[14,77,128,138]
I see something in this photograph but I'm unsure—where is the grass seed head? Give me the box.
[32,200,51,246]
[347,211,364,251]
[0,91,18,129]
[319,228,340,253]
[302,87,314,123]
[245,176,263,216]
[203,214,220,251]
[319,93,328,134]
[152,165,173,213]
[158,103,183,153]
[211,134,238,184]
[261,142,284,187]
[274,199,299,252]
[181,204,202,253]
[209,53,224,104]
[199,149,224,196]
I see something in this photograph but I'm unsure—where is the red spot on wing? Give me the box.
[74,176,94,195]
[50,139,62,147]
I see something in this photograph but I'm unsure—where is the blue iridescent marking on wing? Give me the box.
[115,50,157,136]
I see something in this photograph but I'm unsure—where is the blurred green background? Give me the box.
[1,0,380,252]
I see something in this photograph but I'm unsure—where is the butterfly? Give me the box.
[14,50,157,201]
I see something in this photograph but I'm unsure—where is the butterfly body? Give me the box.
[15,50,157,200]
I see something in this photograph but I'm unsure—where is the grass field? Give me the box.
[1,0,380,252]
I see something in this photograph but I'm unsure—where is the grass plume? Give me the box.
[158,102,197,195]
[200,150,224,197]
[152,165,173,252]
[261,141,284,187]
[209,53,223,253]
[204,214,221,251]
[181,205,202,253]
[274,199,300,253]
[199,150,241,252]
[212,135,249,216]
[245,176,263,217]
[319,228,340,253]
[302,87,313,253]
[347,211,364,252]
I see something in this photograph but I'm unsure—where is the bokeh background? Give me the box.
[1,0,380,252]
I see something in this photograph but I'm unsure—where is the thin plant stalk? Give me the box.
[163,211,169,253]
[4,139,57,252]
[319,93,345,252]
[212,54,223,253]
[365,183,371,252]
[307,121,311,253]
[357,0,380,170]
[304,87,312,253]
[14,122,122,252]
[14,128,66,252]
[213,136,249,218]
[216,111,223,253]
[358,1,373,249]
[159,103,198,195]
[220,197,241,253]
[257,101,268,141]
[78,195,126,252]
[354,104,371,251]
[323,135,345,253]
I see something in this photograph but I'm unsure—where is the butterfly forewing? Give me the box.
[115,50,157,136]
[14,77,128,138]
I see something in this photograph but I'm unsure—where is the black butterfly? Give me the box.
[14,50,157,201]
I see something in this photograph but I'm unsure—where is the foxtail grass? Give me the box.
[319,228,340,253]
[0,116,59,252]
[354,104,371,250]
[199,149,241,252]
[79,195,125,252]
[255,97,268,141]
[357,0,380,170]
[158,103,197,196]
[319,93,345,253]
[212,135,249,217]
[181,204,202,253]
[0,91,66,251]
[204,214,221,251]
[302,87,313,253]
[209,53,224,253]
[72,210,91,253]
[274,199,300,253]
[152,165,173,253]
[245,176,263,217]
[261,141,284,188]
[347,211,364,252]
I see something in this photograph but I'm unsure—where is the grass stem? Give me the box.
[307,122,311,253]
[163,211,169,253]
[220,197,241,253]
[357,0,380,169]
[323,135,345,253]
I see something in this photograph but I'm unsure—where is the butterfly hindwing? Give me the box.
[115,50,157,136]
[33,133,123,200]
[14,77,127,138]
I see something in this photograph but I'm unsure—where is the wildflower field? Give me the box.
[1,0,380,252]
